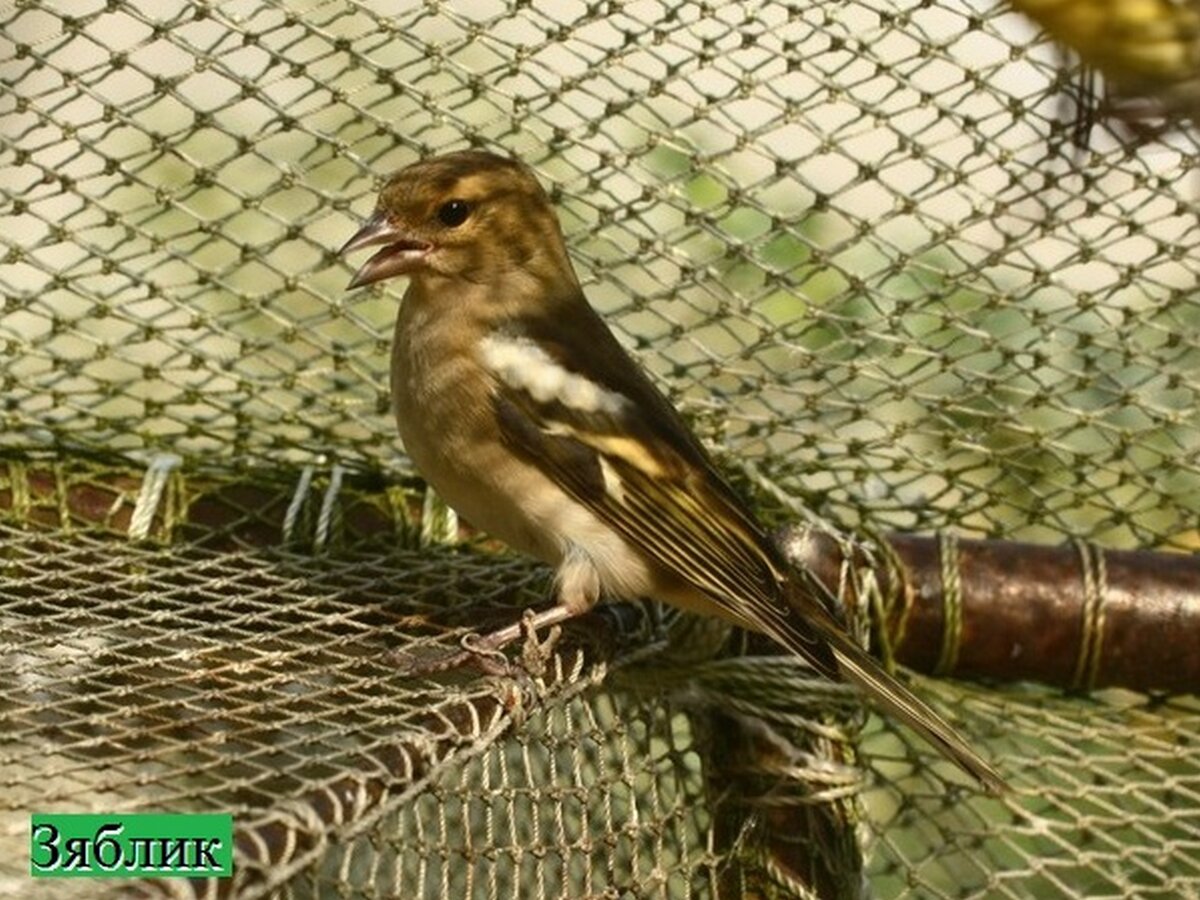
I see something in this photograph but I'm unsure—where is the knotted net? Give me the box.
[1,1,1198,897]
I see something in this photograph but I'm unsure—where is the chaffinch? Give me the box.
[341,150,1005,793]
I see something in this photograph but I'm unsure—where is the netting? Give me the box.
[1,1,1198,898]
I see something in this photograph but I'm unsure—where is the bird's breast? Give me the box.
[389,289,657,602]
[387,295,569,566]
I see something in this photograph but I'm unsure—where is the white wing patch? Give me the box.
[480,334,628,415]
[598,456,625,502]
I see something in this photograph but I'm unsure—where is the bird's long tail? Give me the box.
[823,620,1006,794]
[775,580,1008,795]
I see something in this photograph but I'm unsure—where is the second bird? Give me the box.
[341,150,1006,794]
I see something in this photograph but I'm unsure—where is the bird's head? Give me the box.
[340,150,573,290]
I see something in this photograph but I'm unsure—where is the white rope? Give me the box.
[128,453,181,541]
[282,465,316,543]
[314,463,345,552]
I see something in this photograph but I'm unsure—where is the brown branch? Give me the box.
[781,526,1200,694]
[4,459,1196,694]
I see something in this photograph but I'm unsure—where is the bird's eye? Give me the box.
[437,200,471,227]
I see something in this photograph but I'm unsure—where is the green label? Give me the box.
[30,814,232,878]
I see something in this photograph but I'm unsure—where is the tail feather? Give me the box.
[768,580,1008,794]
[823,624,1007,794]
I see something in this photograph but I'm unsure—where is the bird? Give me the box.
[340,149,1006,794]
[1009,0,1200,122]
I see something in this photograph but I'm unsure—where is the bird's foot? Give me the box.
[389,605,572,679]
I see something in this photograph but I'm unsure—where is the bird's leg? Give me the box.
[389,604,579,678]
[461,549,600,673]
[391,549,600,678]
[462,604,568,654]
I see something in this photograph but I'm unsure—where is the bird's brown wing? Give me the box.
[493,301,839,673]
[490,300,1006,794]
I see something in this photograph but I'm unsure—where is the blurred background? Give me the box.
[1,1,1198,898]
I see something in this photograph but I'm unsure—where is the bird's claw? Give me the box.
[517,608,562,680]
[387,608,565,681]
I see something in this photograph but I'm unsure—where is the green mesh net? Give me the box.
[1,1,1198,898]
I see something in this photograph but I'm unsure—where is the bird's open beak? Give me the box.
[340,211,432,289]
